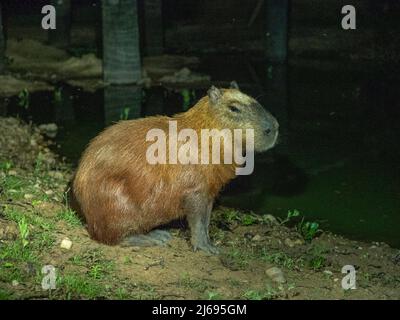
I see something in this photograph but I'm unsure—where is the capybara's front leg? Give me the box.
[185,192,219,254]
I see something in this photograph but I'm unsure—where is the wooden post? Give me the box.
[144,0,163,56]
[265,0,289,63]
[48,0,71,48]
[0,2,5,74]
[102,0,141,85]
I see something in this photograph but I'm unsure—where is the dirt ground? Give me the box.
[0,117,399,300]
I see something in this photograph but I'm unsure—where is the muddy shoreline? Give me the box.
[0,117,399,300]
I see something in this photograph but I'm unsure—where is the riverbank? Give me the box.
[0,116,399,300]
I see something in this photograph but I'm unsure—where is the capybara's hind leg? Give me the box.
[121,229,172,247]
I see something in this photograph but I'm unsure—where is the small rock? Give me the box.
[284,238,304,247]
[12,280,19,287]
[263,214,278,225]
[284,238,295,247]
[45,190,54,196]
[8,170,17,176]
[25,263,36,275]
[49,171,64,180]
[323,270,333,276]
[252,234,262,242]
[0,221,18,240]
[266,267,286,284]
[294,239,305,246]
[244,232,254,240]
[38,123,58,138]
[392,252,400,265]
[30,138,37,147]
[24,194,34,200]
[60,237,73,250]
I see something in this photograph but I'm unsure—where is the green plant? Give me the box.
[57,273,104,299]
[243,286,278,300]
[54,87,63,103]
[309,255,326,271]
[88,258,114,279]
[220,209,260,226]
[0,289,13,300]
[115,287,130,299]
[279,209,300,225]
[18,89,30,109]
[241,214,258,226]
[57,209,82,227]
[88,264,105,279]
[206,291,221,300]
[307,245,328,271]
[34,153,45,175]
[296,218,322,241]
[262,251,304,270]
[0,161,13,171]
[181,89,191,111]
[120,107,130,120]
[18,217,30,248]
[224,248,251,269]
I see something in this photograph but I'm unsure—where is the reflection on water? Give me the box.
[104,85,142,125]
[3,59,400,247]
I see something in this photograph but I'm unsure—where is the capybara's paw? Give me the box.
[193,241,220,255]
[121,229,172,247]
[148,229,172,242]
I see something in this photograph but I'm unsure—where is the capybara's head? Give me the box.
[207,83,279,152]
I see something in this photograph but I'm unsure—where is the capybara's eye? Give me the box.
[229,105,240,113]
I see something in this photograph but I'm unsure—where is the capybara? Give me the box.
[71,84,278,254]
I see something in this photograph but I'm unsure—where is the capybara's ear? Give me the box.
[207,86,222,105]
[230,81,240,90]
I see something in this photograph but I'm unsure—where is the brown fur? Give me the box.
[72,95,238,244]
[71,88,277,246]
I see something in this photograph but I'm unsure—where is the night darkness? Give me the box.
[0,0,399,301]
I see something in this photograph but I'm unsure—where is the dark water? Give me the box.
[2,57,400,248]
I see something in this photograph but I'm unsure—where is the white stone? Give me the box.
[60,237,72,250]
[266,267,286,284]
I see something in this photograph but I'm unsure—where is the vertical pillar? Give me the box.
[48,0,71,48]
[265,0,289,63]
[102,0,141,84]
